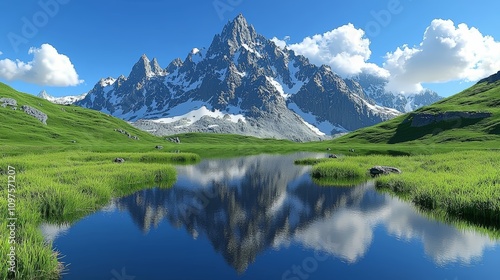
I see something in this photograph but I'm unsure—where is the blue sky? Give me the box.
[1,0,499,97]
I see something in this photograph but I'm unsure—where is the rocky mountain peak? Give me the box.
[166,58,183,73]
[219,14,258,53]
[150,58,165,76]
[38,90,51,99]
[128,54,153,81]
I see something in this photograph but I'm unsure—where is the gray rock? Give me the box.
[370,166,402,177]
[155,145,163,149]
[0,98,17,107]
[21,105,48,124]
[114,128,139,140]
[328,154,338,159]
[114,158,125,163]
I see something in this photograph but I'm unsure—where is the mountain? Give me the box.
[339,71,500,145]
[38,90,87,105]
[353,73,444,113]
[76,14,402,141]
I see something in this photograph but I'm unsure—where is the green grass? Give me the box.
[338,80,500,146]
[311,161,367,180]
[0,151,198,279]
[0,82,204,157]
[2,77,500,277]
[298,151,500,235]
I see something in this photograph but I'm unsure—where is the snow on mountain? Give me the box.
[354,73,443,113]
[152,105,246,125]
[38,90,87,105]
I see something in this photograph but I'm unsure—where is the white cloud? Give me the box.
[271,36,290,49]
[287,24,389,78]
[0,51,3,55]
[384,19,500,93]
[0,44,83,87]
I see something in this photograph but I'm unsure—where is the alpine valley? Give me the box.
[48,15,442,141]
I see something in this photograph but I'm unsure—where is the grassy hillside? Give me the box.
[337,78,500,146]
[0,82,174,154]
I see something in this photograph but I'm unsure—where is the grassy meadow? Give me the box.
[0,151,199,279]
[298,151,500,234]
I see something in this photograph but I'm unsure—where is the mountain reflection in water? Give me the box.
[108,153,497,272]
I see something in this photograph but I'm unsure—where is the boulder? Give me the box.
[0,98,17,107]
[21,105,48,124]
[369,166,401,177]
[328,154,338,159]
[155,145,163,149]
[113,158,125,163]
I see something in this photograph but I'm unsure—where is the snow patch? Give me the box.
[216,68,228,81]
[288,103,348,135]
[266,76,289,99]
[151,105,246,125]
[241,43,262,58]
[100,77,116,87]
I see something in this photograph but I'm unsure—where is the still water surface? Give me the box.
[43,153,500,279]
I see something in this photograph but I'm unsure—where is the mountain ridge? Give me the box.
[69,14,440,141]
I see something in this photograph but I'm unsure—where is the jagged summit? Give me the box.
[477,70,500,84]
[128,54,165,81]
[211,14,259,55]
[38,90,50,99]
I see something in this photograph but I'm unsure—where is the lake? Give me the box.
[43,153,500,280]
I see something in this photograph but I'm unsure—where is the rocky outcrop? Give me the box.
[0,98,17,107]
[370,166,401,177]
[114,128,140,140]
[21,105,48,124]
[409,112,492,127]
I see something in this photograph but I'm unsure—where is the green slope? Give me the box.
[0,82,173,154]
[337,76,500,146]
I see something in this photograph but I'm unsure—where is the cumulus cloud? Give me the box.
[0,44,83,87]
[384,19,500,93]
[270,36,289,49]
[286,24,389,78]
